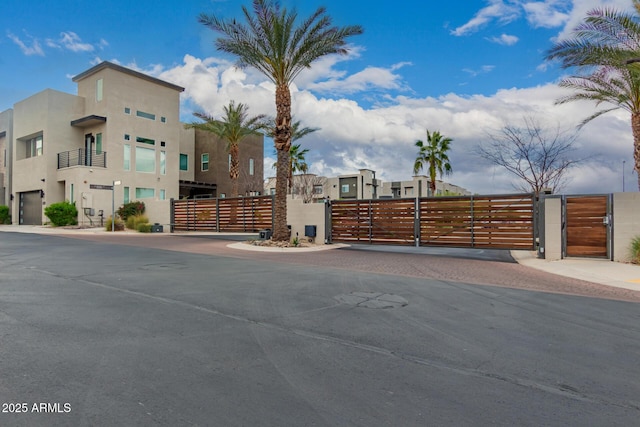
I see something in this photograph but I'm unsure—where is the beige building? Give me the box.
[0,61,263,226]
[265,169,469,202]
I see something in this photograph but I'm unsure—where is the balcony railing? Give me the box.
[57,149,107,169]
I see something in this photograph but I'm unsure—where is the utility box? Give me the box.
[151,223,163,233]
[259,229,272,240]
[304,225,317,238]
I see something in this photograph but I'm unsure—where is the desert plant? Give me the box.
[137,223,152,233]
[631,236,640,264]
[0,205,10,224]
[126,214,149,230]
[105,216,125,231]
[44,201,78,226]
[117,201,145,221]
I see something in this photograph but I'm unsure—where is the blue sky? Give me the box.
[1,0,638,194]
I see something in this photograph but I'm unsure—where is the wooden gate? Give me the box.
[330,194,535,249]
[564,195,609,258]
[330,198,416,245]
[420,194,535,249]
[171,196,273,232]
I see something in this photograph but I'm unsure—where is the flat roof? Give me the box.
[72,61,185,92]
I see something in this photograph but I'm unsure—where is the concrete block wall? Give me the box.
[613,193,640,262]
[542,197,562,261]
[286,198,326,244]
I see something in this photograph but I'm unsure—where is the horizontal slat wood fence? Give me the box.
[331,194,535,249]
[330,199,416,245]
[171,196,273,232]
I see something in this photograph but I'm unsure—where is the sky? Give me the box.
[1,0,638,194]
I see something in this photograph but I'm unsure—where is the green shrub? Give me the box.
[631,236,640,264]
[136,223,152,233]
[0,205,10,224]
[117,201,145,221]
[126,214,149,230]
[105,216,125,231]
[44,201,78,226]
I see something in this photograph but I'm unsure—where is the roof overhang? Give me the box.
[71,115,107,128]
[0,131,6,138]
[179,180,217,189]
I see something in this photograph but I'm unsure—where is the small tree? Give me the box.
[413,130,453,196]
[293,174,327,203]
[0,205,10,224]
[476,116,581,194]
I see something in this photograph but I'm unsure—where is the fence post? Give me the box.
[215,197,220,232]
[325,198,332,244]
[368,200,373,244]
[170,198,175,233]
[414,197,420,247]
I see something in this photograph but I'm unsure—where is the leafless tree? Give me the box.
[476,116,583,194]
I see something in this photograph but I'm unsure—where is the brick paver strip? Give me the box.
[59,233,640,303]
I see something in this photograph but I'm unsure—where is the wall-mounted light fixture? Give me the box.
[40,190,45,198]
[40,178,45,182]
[10,194,14,201]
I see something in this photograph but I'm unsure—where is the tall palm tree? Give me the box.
[199,0,362,241]
[546,1,640,191]
[413,130,453,196]
[267,119,318,191]
[186,101,265,198]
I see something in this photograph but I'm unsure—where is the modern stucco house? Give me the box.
[264,168,470,202]
[0,61,263,227]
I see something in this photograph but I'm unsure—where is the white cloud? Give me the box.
[522,0,571,28]
[152,54,634,195]
[7,31,44,56]
[452,0,521,36]
[488,33,519,45]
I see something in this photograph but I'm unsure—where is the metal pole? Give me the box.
[111,181,115,232]
[623,160,625,192]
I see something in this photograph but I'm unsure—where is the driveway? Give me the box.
[1,232,639,426]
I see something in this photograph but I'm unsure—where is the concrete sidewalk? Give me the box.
[2,225,640,292]
[511,250,640,292]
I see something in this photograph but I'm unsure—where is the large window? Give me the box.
[201,153,209,171]
[249,158,255,176]
[26,135,43,158]
[123,187,130,204]
[135,187,155,199]
[180,154,188,171]
[123,144,130,171]
[135,146,155,173]
[160,151,166,175]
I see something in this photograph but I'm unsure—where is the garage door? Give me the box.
[20,191,42,225]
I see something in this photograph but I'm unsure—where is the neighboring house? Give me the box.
[191,128,263,199]
[265,169,470,201]
[379,175,471,198]
[0,61,263,226]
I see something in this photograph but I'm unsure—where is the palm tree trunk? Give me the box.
[273,83,292,241]
[229,143,240,198]
[633,112,640,191]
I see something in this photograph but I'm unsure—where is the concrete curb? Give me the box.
[227,242,350,253]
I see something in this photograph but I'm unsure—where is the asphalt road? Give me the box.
[1,232,639,426]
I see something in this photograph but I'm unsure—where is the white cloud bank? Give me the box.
[144,53,635,195]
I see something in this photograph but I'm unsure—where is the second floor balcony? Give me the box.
[57,149,107,169]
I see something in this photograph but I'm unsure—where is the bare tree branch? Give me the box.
[475,115,584,194]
